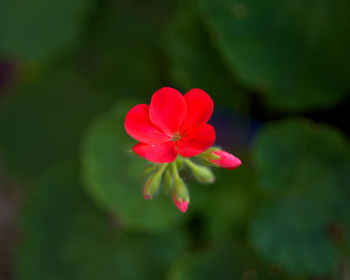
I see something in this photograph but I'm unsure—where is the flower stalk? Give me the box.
[184,158,215,184]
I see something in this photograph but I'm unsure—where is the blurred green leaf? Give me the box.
[0,62,116,179]
[164,3,249,112]
[251,118,350,275]
[170,246,241,280]
[82,0,164,97]
[168,243,289,280]
[190,166,260,243]
[251,198,338,276]
[195,0,350,111]
[254,118,350,196]
[0,0,94,63]
[81,100,187,233]
[0,1,168,179]
[17,162,188,280]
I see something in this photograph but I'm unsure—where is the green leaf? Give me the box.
[250,198,338,276]
[253,118,350,196]
[191,167,260,243]
[83,1,163,98]
[168,243,289,280]
[81,100,187,232]
[195,0,350,111]
[0,0,94,63]
[0,62,116,179]
[0,2,165,178]
[164,3,250,112]
[251,118,350,275]
[16,162,188,280]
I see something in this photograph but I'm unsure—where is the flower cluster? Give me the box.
[125,87,241,212]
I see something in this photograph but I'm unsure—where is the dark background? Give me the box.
[1,0,350,279]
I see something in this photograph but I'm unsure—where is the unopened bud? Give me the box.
[143,163,167,200]
[172,192,189,213]
[173,177,190,202]
[209,150,241,170]
[184,159,215,184]
[170,161,190,212]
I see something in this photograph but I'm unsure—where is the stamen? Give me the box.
[172,132,181,142]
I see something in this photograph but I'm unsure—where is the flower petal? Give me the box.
[149,87,187,136]
[177,124,216,157]
[125,104,170,144]
[181,88,214,132]
[132,141,177,163]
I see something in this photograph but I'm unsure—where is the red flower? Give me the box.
[210,150,241,169]
[125,87,216,163]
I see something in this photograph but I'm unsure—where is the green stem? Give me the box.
[183,158,197,169]
[163,167,173,195]
[157,163,168,176]
[171,161,181,181]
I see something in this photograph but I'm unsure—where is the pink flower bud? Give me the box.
[172,193,189,213]
[211,150,241,170]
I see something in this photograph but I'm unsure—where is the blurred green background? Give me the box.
[1,0,350,279]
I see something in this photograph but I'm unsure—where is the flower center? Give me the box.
[172,132,182,142]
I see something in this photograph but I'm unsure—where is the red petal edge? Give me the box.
[132,141,177,163]
[181,88,214,132]
[125,104,170,144]
[177,124,216,157]
[149,87,187,136]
